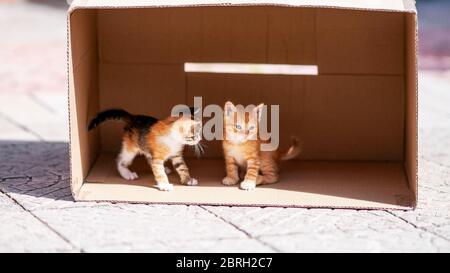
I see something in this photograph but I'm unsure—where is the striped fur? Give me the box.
[89,109,201,191]
[222,101,301,190]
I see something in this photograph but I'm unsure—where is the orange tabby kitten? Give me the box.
[88,109,201,191]
[222,101,300,190]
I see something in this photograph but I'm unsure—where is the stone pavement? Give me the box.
[1,71,449,252]
[0,0,449,252]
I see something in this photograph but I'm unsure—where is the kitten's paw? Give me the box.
[165,166,172,174]
[222,177,239,186]
[121,171,138,181]
[156,183,174,191]
[240,180,256,191]
[184,178,198,186]
[130,172,139,180]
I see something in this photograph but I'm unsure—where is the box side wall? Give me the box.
[316,9,405,75]
[95,7,406,161]
[67,5,416,209]
[97,7,405,74]
[186,74,405,160]
[69,9,100,196]
[404,13,418,206]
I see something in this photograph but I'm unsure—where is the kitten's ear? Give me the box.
[253,103,264,121]
[224,101,236,117]
[165,116,180,124]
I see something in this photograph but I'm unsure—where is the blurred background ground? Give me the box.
[0,0,449,252]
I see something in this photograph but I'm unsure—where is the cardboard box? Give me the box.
[68,0,418,209]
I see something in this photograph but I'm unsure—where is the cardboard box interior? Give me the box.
[68,5,417,209]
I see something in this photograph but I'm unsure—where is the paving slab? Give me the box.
[0,1,66,95]
[390,159,450,243]
[0,191,75,252]
[0,114,39,141]
[0,93,68,142]
[0,142,272,252]
[32,204,273,252]
[0,71,449,252]
[203,157,450,252]
[0,0,450,253]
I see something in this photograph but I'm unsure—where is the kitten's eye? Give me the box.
[248,125,255,130]
[235,124,242,130]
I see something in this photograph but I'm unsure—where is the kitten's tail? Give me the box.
[279,137,301,161]
[88,109,133,130]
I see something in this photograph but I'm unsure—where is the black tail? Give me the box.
[88,109,133,130]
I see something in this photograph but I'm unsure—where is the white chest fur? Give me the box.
[227,147,247,167]
[158,134,183,158]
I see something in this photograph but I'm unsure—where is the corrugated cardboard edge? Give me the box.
[74,198,413,211]
[66,1,418,209]
[67,11,77,199]
[68,0,417,13]
[412,12,419,209]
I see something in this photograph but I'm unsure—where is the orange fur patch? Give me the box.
[222,102,297,188]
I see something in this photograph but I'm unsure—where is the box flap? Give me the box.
[69,0,416,13]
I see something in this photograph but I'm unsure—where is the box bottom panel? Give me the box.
[78,153,414,209]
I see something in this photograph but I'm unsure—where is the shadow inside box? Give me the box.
[81,152,415,209]
[0,140,73,201]
[0,140,415,209]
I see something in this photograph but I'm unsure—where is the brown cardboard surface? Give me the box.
[267,8,316,64]
[68,2,418,209]
[98,63,186,151]
[317,9,405,75]
[187,74,405,160]
[98,9,169,64]
[404,13,418,206]
[82,153,413,209]
[68,9,99,195]
[97,7,316,65]
[302,75,405,160]
[96,7,404,69]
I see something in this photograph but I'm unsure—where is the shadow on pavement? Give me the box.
[0,140,73,202]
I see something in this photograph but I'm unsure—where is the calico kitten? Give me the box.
[88,109,201,191]
[222,101,301,190]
